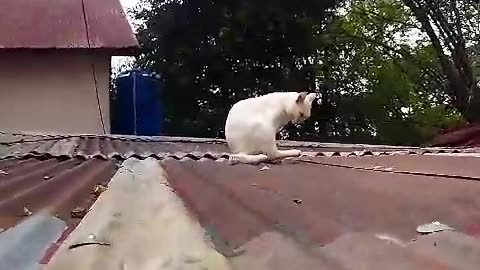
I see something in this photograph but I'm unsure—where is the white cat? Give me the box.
[225,91,318,164]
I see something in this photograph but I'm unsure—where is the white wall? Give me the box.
[0,51,111,134]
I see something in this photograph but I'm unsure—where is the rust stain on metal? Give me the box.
[305,155,480,180]
[1,133,475,161]
[431,124,480,147]
[162,158,480,253]
[0,156,117,229]
[40,225,77,265]
[163,160,345,252]
[82,0,138,50]
[1,131,480,268]
[0,0,138,53]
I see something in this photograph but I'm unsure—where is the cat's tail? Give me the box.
[229,153,269,165]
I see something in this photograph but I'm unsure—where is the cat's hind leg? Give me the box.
[229,153,269,165]
[275,149,302,158]
[261,137,302,161]
[228,150,300,165]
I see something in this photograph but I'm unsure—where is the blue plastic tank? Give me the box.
[111,70,163,136]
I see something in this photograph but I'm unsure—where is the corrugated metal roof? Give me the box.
[431,124,480,147]
[44,157,232,270]
[0,156,118,269]
[0,132,476,161]
[0,156,118,229]
[162,157,480,248]
[39,157,480,269]
[0,0,138,54]
[2,131,480,269]
[160,157,480,269]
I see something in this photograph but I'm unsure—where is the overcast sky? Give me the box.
[112,0,141,71]
[120,0,139,10]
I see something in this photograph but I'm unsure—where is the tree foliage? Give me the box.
[135,0,339,137]
[401,0,480,121]
[132,0,474,145]
[316,0,465,145]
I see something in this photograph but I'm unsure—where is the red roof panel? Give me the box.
[1,132,480,269]
[431,124,480,147]
[0,156,117,229]
[162,157,480,252]
[0,0,138,54]
[83,0,139,50]
[0,132,473,160]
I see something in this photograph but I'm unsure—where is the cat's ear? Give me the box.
[296,92,308,104]
[306,93,317,104]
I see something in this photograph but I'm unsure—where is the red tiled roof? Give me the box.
[2,131,480,269]
[0,0,138,55]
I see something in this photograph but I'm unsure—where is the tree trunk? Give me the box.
[402,0,480,122]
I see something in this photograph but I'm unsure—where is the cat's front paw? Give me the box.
[292,149,302,157]
[228,155,240,165]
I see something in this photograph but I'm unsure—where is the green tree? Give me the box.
[401,0,480,122]
[132,0,467,145]
[307,0,464,144]
[134,0,339,137]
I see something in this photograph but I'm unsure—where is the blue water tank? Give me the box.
[111,70,164,136]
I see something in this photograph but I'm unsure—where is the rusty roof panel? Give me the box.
[0,156,118,269]
[1,153,480,268]
[159,158,480,269]
[431,124,480,147]
[302,155,480,180]
[162,159,480,253]
[0,0,87,49]
[409,231,480,269]
[83,0,139,50]
[319,232,455,270]
[0,212,67,270]
[44,158,234,270]
[229,230,479,270]
[0,157,117,229]
[1,137,230,160]
[1,133,475,161]
[0,133,71,144]
[0,0,138,53]
[37,157,480,270]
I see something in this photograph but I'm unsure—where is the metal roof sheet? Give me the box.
[45,157,232,270]
[0,0,138,54]
[0,156,117,230]
[1,132,480,269]
[431,124,480,147]
[0,132,475,161]
[42,157,480,269]
[0,156,118,269]
[162,157,480,249]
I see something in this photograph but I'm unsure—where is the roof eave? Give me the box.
[109,46,141,56]
[0,46,141,56]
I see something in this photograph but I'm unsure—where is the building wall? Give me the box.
[0,51,111,134]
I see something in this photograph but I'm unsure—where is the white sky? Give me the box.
[120,0,139,9]
[112,0,141,71]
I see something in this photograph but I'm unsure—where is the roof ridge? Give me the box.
[1,131,474,150]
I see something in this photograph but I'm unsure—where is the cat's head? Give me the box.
[289,92,318,124]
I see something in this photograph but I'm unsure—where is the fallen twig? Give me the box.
[68,241,111,249]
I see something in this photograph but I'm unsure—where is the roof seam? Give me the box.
[296,158,480,182]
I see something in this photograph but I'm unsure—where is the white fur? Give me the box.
[225,92,317,164]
